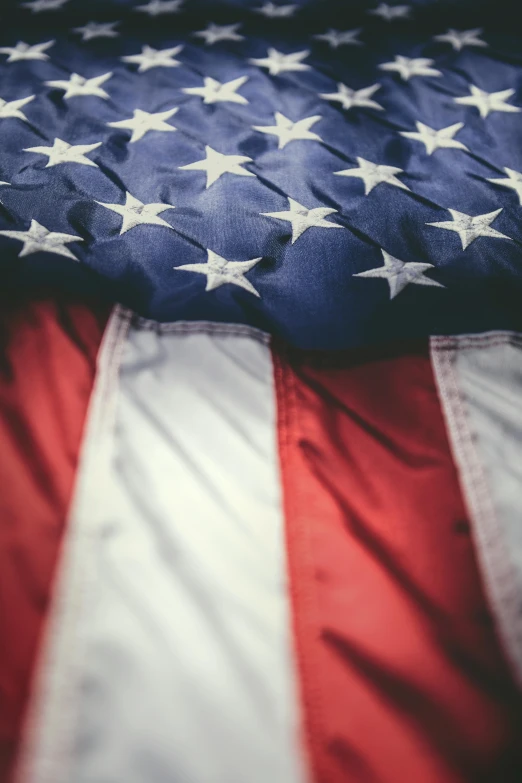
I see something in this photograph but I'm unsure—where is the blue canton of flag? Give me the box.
[0,0,521,348]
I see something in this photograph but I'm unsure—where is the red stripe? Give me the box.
[274,342,522,783]
[0,295,108,781]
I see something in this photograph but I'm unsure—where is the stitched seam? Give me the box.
[432,331,522,351]
[430,339,522,687]
[292,370,330,783]
[273,347,315,783]
[131,315,270,343]
[15,305,132,783]
[273,345,327,783]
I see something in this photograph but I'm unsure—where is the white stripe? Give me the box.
[19,311,306,783]
[431,331,522,687]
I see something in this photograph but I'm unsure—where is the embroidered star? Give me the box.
[193,23,244,45]
[73,22,120,41]
[261,197,342,243]
[335,157,409,195]
[183,76,248,105]
[0,219,82,260]
[96,192,175,235]
[24,138,102,167]
[108,108,178,143]
[314,29,362,48]
[427,208,511,249]
[253,113,322,149]
[434,28,487,51]
[22,0,68,11]
[179,146,254,188]
[122,45,183,72]
[45,72,112,99]
[379,55,441,80]
[368,3,410,20]
[0,40,54,62]
[135,0,183,15]
[488,167,522,205]
[255,3,297,17]
[355,250,442,298]
[320,82,383,111]
[400,121,468,155]
[249,48,310,75]
[176,250,262,297]
[454,85,520,118]
[0,95,35,123]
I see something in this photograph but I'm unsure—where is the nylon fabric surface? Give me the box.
[273,340,522,783]
[0,0,521,348]
[22,314,306,783]
[0,294,108,783]
[431,332,522,687]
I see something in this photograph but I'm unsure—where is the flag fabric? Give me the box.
[1,1,522,783]
[1,0,522,348]
[2,298,522,783]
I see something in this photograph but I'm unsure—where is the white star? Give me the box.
[0,219,82,261]
[249,48,310,76]
[320,82,383,111]
[183,76,248,105]
[253,113,322,149]
[434,28,487,51]
[122,45,183,72]
[379,55,441,81]
[96,192,175,235]
[400,121,468,154]
[314,29,362,48]
[73,22,120,41]
[176,249,262,297]
[454,85,520,118]
[45,72,112,99]
[368,3,410,21]
[261,197,343,243]
[488,167,522,205]
[335,157,409,195]
[355,249,442,298]
[22,0,68,12]
[135,0,183,16]
[193,23,244,45]
[24,138,102,167]
[108,107,178,143]
[0,95,35,123]
[255,3,297,17]
[427,208,511,249]
[0,40,54,62]
[179,146,254,188]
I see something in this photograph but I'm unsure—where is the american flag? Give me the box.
[1,1,522,782]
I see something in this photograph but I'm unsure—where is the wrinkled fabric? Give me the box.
[0,0,521,348]
[273,339,522,783]
[0,294,108,782]
[5,302,522,783]
[431,331,522,688]
[20,311,305,783]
